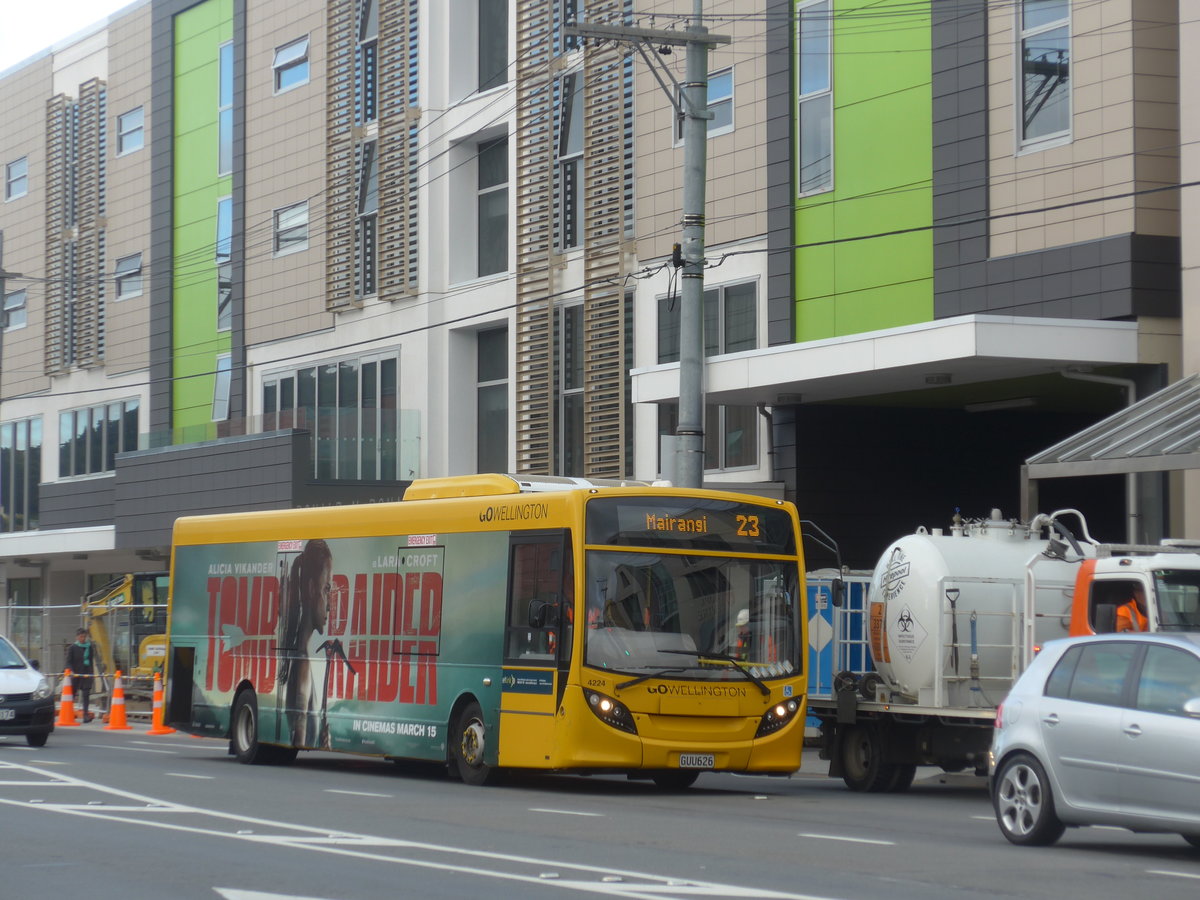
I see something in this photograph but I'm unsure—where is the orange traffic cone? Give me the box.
[146,672,175,735]
[56,670,80,727]
[104,671,132,731]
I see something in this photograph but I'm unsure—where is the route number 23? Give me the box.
[735,514,760,537]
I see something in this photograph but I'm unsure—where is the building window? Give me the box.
[1020,0,1070,145]
[3,289,27,331]
[274,36,310,94]
[477,328,508,473]
[478,0,508,92]
[658,281,757,362]
[6,578,43,659]
[558,71,584,250]
[114,253,143,300]
[797,0,832,195]
[562,0,581,51]
[658,281,758,472]
[555,305,584,476]
[477,137,508,276]
[59,399,140,477]
[675,67,734,142]
[117,107,144,155]
[357,0,378,124]
[216,196,232,329]
[5,157,28,200]
[263,354,399,481]
[219,42,234,174]
[0,417,41,533]
[273,201,309,255]
[657,403,758,473]
[212,354,231,421]
[357,142,378,297]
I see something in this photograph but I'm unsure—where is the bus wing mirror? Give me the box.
[831,578,844,608]
[528,598,553,629]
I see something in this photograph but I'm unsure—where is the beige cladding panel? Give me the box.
[105,3,154,376]
[1,58,53,398]
[633,0,767,263]
[242,0,330,343]
[988,0,1177,257]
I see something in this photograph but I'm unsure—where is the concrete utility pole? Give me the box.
[566,5,729,489]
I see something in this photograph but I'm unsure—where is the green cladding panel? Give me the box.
[172,0,233,442]
[794,0,934,341]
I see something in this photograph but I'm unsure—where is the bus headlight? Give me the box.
[583,689,637,735]
[754,698,800,738]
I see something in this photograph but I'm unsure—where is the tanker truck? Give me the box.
[807,508,1200,792]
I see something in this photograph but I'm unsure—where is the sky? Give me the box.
[0,1,138,74]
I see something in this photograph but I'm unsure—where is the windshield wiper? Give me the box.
[656,648,771,696]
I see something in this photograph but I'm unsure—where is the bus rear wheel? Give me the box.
[232,691,266,765]
[453,701,498,786]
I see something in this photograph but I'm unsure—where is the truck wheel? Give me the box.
[231,691,266,765]
[884,764,916,793]
[993,753,1065,846]
[452,701,498,786]
[840,724,895,792]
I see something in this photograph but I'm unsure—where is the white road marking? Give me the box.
[167,773,215,780]
[85,744,175,754]
[0,779,74,787]
[530,808,605,817]
[134,739,227,750]
[323,789,391,798]
[0,758,840,900]
[797,833,894,846]
[1147,869,1200,881]
[216,890,334,900]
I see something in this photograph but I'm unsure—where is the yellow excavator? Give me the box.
[82,573,170,694]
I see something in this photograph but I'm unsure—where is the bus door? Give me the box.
[499,530,572,768]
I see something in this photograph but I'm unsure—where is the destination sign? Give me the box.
[585,497,797,555]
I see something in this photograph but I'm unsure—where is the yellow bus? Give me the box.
[164,474,807,788]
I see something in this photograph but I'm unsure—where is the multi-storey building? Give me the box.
[632,0,1188,566]
[0,0,637,663]
[0,0,1194,664]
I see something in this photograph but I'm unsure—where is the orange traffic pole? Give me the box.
[146,672,175,735]
[104,671,132,731]
[56,670,80,727]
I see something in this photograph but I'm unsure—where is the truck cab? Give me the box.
[1070,549,1200,636]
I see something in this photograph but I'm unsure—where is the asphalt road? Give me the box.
[2,726,1199,900]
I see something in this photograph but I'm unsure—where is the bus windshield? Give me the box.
[1154,569,1200,630]
[582,550,800,680]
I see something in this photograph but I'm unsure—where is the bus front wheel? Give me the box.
[652,770,700,790]
[452,701,497,786]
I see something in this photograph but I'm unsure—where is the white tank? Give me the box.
[867,510,1084,708]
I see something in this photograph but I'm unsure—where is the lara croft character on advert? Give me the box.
[277,539,333,747]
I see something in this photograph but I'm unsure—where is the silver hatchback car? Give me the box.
[990,632,1200,848]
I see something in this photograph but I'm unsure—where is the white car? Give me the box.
[0,634,55,747]
[990,632,1200,848]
